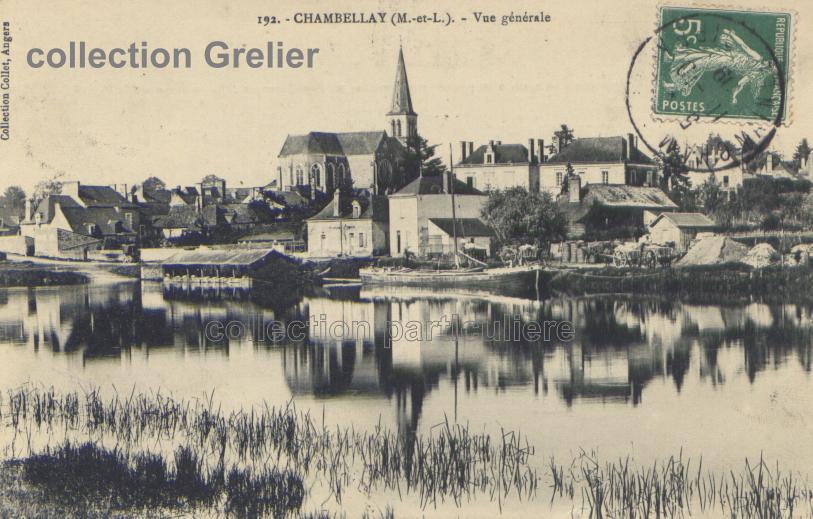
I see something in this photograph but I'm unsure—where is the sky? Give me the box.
[1,0,811,194]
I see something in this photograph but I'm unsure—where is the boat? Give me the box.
[359,264,543,292]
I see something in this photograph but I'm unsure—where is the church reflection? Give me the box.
[1,283,813,431]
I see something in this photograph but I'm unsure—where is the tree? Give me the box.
[794,138,811,168]
[406,135,447,178]
[201,174,224,184]
[552,124,575,153]
[2,186,26,210]
[32,174,64,205]
[480,187,567,248]
[801,191,813,225]
[658,139,690,189]
[142,176,166,192]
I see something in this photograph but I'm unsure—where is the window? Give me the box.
[125,212,133,228]
[396,231,401,253]
[723,175,730,188]
[295,167,304,185]
[359,232,365,248]
[485,153,493,164]
[311,164,321,187]
[602,170,609,184]
[352,201,361,218]
[556,172,563,186]
[466,176,474,188]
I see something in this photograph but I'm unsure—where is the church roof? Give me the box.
[388,47,416,116]
[278,131,387,157]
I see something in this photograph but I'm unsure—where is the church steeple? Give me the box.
[386,47,418,144]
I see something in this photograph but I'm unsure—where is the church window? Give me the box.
[556,172,563,186]
[311,164,322,188]
[391,120,396,136]
[396,120,402,137]
[295,167,304,186]
[338,163,346,184]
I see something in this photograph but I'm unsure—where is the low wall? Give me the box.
[140,248,179,262]
[0,235,34,256]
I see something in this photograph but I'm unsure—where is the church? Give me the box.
[274,48,419,195]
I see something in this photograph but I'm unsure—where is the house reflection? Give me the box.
[1,283,812,429]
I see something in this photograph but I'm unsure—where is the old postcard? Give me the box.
[0,0,811,517]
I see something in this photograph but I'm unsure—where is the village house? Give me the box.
[454,139,544,192]
[683,142,745,191]
[306,189,389,257]
[648,212,717,253]
[18,181,140,258]
[558,174,679,239]
[274,48,418,196]
[540,134,660,195]
[388,173,487,257]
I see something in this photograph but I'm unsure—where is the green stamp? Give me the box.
[654,6,791,123]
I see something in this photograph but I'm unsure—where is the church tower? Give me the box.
[386,47,418,145]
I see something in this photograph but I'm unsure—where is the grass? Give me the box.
[549,450,813,518]
[0,385,539,514]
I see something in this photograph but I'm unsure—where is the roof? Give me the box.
[60,206,136,235]
[162,248,279,267]
[388,47,416,116]
[460,144,530,165]
[78,185,135,207]
[56,228,102,251]
[153,205,220,230]
[587,184,678,209]
[650,212,717,229]
[546,137,655,165]
[308,193,389,222]
[268,190,308,208]
[429,218,494,237]
[390,175,484,197]
[220,202,275,226]
[278,131,387,157]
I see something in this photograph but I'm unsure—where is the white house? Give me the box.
[454,139,543,192]
[540,134,659,196]
[306,190,389,257]
[388,173,487,257]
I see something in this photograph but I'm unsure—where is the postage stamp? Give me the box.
[653,6,792,124]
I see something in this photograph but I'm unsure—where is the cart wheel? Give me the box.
[644,250,657,269]
[613,250,627,268]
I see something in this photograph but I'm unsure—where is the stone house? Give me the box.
[454,139,543,192]
[306,190,389,257]
[388,173,487,257]
[540,134,659,196]
[648,212,717,253]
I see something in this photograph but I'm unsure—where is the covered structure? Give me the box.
[160,248,282,286]
[648,212,717,253]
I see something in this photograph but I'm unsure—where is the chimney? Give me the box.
[24,199,32,222]
[63,181,80,201]
[333,188,341,217]
[442,171,450,194]
[537,139,545,163]
[568,175,582,203]
[627,133,636,160]
[460,141,468,162]
[495,140,502,146]
[488,140,494,148]
[528,139,535,163]
[467,142,474,157]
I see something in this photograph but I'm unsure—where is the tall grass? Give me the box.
[549,450,813,518]
[0,385,539,512]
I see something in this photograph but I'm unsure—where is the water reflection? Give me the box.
[1,283,813,432]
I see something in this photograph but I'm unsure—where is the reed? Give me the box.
[548,450,813,518]
[0,385,539,514]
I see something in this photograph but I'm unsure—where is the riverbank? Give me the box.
[0,262,88,287]
[545,263,813,302]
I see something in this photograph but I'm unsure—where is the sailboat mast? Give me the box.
[449,143,459,268]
